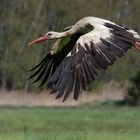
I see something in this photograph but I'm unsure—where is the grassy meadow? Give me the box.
[0,105,140,140]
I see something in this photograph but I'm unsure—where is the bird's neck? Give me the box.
[56,32,70,38]
[54,28,76,39]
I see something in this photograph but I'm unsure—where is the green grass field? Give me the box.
[0,105,140,140]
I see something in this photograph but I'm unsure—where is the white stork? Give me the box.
[28,16,140,101]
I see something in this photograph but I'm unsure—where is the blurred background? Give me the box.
[0,0,140,140]
[0,0,139,105]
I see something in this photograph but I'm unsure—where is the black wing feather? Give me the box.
[28,33,83,87]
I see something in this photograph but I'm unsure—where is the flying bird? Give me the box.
[27,16,140,101]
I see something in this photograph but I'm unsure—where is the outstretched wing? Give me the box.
[28,32,84,87]
[47,23,136,101]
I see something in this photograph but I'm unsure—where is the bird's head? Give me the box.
[45,31,62,39]
[27,31,63,46]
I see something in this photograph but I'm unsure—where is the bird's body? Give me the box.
[28,16,140,101]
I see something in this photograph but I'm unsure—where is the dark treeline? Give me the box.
[0,0,140,92]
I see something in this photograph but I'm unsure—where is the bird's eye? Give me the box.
[47,33,52,36]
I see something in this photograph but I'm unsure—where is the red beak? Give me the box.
[27,35,48,46]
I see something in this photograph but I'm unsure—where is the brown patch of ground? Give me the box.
[0,81,126,107]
